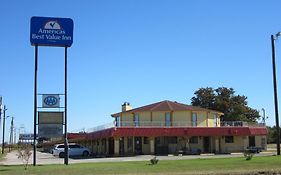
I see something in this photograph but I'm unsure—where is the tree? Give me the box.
[191,87,260,122]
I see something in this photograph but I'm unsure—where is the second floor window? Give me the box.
[165,112,171,126]
[116,116,120,127]
[214,113,217,127]
[192,113,197,126]
[134,114,139,126]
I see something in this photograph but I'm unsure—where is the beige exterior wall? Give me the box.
[196,112,207,127]
[142,138,150,154]
[172,111,191,126]
[221,136,244,153]
[121,113,133,126]
[151,111,165,125]
[255,135,267,149]
[139,112,151,125]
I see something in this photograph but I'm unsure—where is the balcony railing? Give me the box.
[116,121,265,128]
[82,121,265,134]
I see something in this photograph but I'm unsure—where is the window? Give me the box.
[189,136,198,144]
[134,114,139,126]
[165,112,171,126]
[167,137,177,144]
[214,113,217,127]
[116,116,120,127]
[144,137,149,144]
[225,136,234,143]
[192,113,197,126]
[57,145,64,148]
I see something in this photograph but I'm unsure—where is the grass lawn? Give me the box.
[0,156,281,175]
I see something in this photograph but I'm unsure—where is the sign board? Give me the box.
[42,94,60,108]
[38,112,63,124]
[30,16,73,47]
[38,124,63,138]
[19,134,35,140]
[38,112,63,138]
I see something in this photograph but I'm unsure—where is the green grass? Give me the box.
[1,156,281,175]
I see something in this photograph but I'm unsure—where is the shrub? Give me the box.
[17,144,32,170]
[150,156,159,165]
[244,151,253,161]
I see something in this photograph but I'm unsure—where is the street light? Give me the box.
[271,32,281,155]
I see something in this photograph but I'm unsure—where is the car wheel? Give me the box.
[59,152,65,158]
[82,151,89,157]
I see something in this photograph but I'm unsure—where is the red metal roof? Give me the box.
[111,100,223,117]
[69,127,267,141]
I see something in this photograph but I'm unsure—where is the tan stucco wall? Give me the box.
[221,136,244,153]
[139,112,151,126]
[172,111,191,126]
[196,112,207,127]
[151,111,165,126]
[121,113,133,126]
[142,139,150,154]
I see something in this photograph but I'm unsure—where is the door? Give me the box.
[108,138,114,155]
[249,136,256,147]
[134,137,142,154]
[203,137,210,153]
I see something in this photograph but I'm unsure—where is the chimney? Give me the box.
[122,102,132,112]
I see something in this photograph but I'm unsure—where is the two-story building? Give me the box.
[68,100,267,156]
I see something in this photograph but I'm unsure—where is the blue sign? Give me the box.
[30,16,73,47]
[42,94,60,108]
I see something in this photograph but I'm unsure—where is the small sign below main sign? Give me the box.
[30,16,73,47]
[42,94,60,108]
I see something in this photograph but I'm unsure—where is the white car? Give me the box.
[52,143,91,158]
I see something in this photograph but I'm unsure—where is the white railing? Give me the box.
[86,122,115,133]
[82,121,265,133]
[116,121,265,128]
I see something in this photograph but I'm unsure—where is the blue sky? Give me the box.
[0,0,281,140]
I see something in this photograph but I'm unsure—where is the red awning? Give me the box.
[70,127,267,140]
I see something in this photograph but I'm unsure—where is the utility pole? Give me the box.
[2,105,7,154]
[0,96,2,145]
[9,117,14,152]
[271,33,280,155]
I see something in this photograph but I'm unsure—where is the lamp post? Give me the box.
[271,32,281,155]
[2,106,9,154]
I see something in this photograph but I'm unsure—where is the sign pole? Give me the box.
[64,46,69,165]
[33,45,38,166]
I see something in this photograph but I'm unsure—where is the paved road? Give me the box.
[0,150,276,165]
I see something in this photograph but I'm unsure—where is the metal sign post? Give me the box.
[30,16,73,166]
[33,45,38,166]
[64,46,68,165]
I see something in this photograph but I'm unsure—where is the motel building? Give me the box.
[65,100,267,156]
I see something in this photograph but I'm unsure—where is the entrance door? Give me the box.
[203,137,210,153]
[249,136,256,147]
[108,138,114,155]
[134,137,142,155]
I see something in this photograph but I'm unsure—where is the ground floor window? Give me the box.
[144,137,149,144]
[225,136,234,143]
[167,137,177,144]
[189,136,199,144]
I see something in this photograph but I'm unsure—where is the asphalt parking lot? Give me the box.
[0,150,276,166]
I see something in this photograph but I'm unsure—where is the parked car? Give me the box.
[52,143,91,158]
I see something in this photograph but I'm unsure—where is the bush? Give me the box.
[150,156,159,165]
[244,151,253,160]
[17,144,32,170]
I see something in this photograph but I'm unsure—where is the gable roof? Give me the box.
[111,100,223,117]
